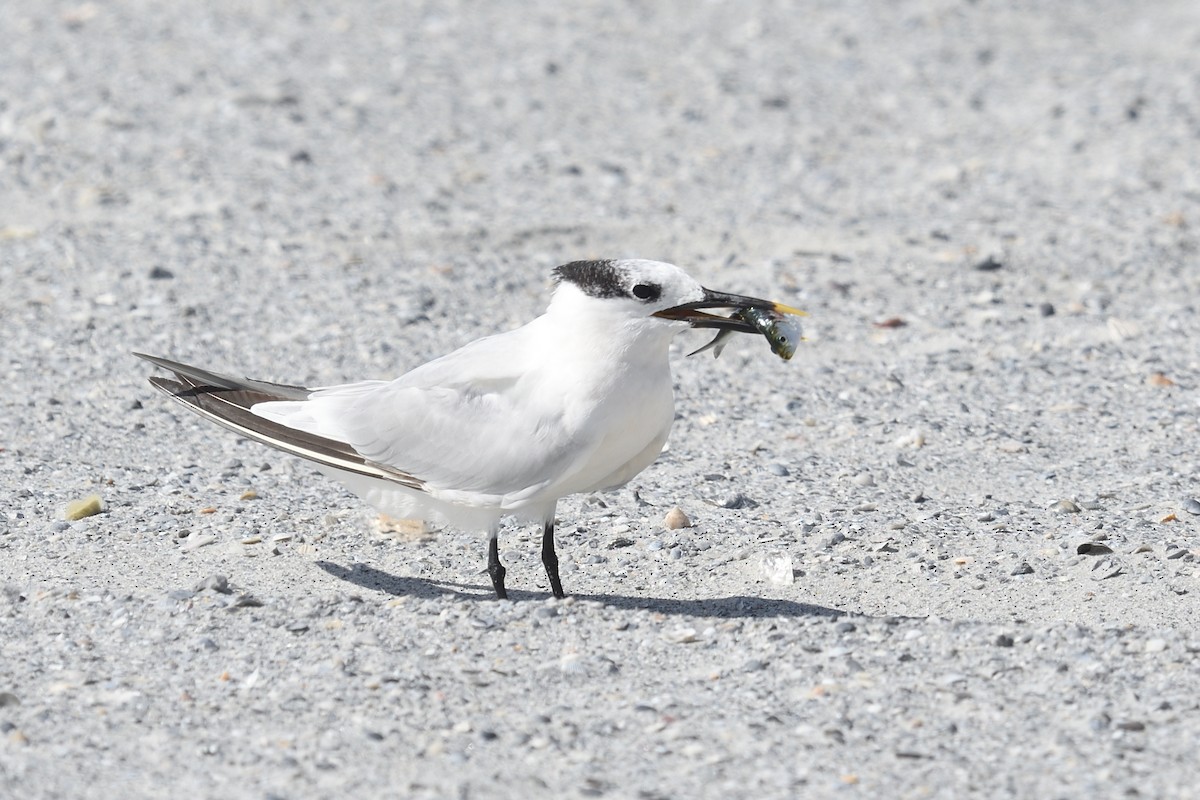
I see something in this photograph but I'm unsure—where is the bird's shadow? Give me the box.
[316,560,846,619]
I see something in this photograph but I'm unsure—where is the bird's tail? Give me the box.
[133,353,423,490]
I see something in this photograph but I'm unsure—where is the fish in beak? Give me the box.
[653,288,806,360]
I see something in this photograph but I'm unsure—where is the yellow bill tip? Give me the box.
[771,302,807,317]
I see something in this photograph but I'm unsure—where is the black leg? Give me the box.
[542,521,565,599]
[488,534,507,600]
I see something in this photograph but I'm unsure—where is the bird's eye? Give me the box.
[632,283,661,302]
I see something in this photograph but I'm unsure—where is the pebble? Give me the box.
[767,463,789,477]
[719,493,753,509]
[823,532,846,548]
[1053,499,1081,514]
[228,593,264,609]
[1185,499,1200,516]
[665,627,700,644]
[759,554,795,585]
[994,634,1015,647]
[64,495,103,520]
[663,507,692,530]
[1076,543,1113,556]
[1011,562,1034,575]
[1144,638,1168,654]
[195,574,231,594]
[182,534,217,551]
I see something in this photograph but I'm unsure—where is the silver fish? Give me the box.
[688,307,803,360]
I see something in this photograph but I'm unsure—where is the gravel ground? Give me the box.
[3,1,1200,798]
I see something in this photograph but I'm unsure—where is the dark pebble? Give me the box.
[1011,562,1034,575]
[0,692,20,707]
[195,574,231,594]
[607,537,635,549]
[824,532,846,548]
[149,265,174,279]
[974,255,1003,271]
[835,621,856,634]
[721,493,755,509]
[994,634,1015,647]
[1038,302,1056,316]
[227,593,264,609]
[1077,542,1114,555]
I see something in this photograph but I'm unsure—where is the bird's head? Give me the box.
[550,259,803,339]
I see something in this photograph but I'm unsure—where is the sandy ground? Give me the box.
[2,1,1199,798]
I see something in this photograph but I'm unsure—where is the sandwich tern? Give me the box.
[136,259,803,599]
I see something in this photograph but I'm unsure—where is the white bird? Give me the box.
[136,259,802,599]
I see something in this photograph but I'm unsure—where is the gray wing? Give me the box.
[249,329,593,503]
[134,353,424,491]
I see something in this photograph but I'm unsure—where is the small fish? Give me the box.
[688,307,804,360]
